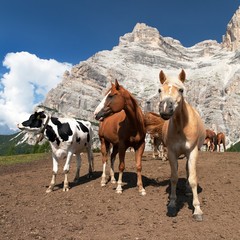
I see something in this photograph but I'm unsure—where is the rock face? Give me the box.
[222,7,240,51]
[43,8,240,148]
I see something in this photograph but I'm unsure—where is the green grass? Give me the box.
[0,153,50,166]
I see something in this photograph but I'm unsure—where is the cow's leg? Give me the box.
[63,151,73,192]
[110,145,118,184]
[167,150,178,217]
[135,141,146,196]
[46,154,58,193]
[100,139,110,187]
[73,154,82,182]
[187,147,203,221]
[86,146,94,178]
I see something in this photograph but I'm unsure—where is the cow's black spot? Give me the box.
[76,137,81,143]
[51,117,73,141]
[77,125,80,130]
[46,126,57,142]
[77,121,89,133]
[46,126,61,146]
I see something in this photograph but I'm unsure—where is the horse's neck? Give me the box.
[124,96,145,134]
[172,98,189,130]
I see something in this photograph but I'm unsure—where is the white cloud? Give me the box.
[0,51,72,132]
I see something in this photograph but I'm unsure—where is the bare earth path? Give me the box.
[0,151,240,240]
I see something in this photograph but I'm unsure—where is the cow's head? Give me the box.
[17,109,47,132]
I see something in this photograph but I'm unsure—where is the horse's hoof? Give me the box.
[63,187,70,192]
[139,189,146,196]
[193,214,203,222]
[167,206,177,217]
[111,179,116,184]
[46,188,53,193]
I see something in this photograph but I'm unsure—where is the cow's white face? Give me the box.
[17,110,47,132]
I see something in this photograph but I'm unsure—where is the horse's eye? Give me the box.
[179,88,184,94]
[158,89,161,93]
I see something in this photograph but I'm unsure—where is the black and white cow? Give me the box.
[17,109,94,193]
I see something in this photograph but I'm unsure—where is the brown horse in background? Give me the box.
[205,129,217,151]
[158,69,205,221]
[144,112,167,160]
[217,132,226,152]
[94,80,146,196]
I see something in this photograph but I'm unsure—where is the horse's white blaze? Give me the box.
[163,102,167,112]
[94,92,110,116]
[168,84,173,94]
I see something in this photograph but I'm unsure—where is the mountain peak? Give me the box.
[222,6,240,50]
[119,23,161,47]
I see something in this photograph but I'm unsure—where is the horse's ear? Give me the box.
[115,79,120,90]
[179,69,186,83]
[159,70,166,84]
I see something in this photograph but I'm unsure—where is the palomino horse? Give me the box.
[94,80,146,196]
[158,69,205,221]
[217,132,226,152]
[144,111,167,160]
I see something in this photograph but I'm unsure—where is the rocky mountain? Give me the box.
[43,7,240,149]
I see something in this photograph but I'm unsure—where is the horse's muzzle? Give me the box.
[159,99,174,120]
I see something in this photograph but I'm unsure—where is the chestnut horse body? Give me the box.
[205,129,217,151]
[144,111,167,160]
[94,80,146,195]
[217,132,226,152]
[158,70,205,221]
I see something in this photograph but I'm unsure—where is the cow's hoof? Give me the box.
[193,214,203,222]
[46,188,53,193]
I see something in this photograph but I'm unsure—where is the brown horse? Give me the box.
[144,112,167,160]
[94,80,146,195]
[205,129,217,151]
[217,132,226,152]
[158,69,205,221]
[203,137,215,152]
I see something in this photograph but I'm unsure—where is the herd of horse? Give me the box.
[93,69,220,221]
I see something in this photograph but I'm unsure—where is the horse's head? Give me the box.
[158,69,186,120]
[94,79,126,121]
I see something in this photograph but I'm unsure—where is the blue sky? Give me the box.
[0,0,239,134]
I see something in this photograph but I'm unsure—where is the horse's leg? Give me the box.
[116,146,126,194]
[135,141,146,196]
[73,153,82,182]
[187,147,203,221]
[223,139,226,152]
[63,151,74,192]
[167,150,178,216]
[46,153,58,193]
[110,145,118,184]
[100,139,110,187]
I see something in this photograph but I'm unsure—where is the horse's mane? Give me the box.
[124,88,146,133]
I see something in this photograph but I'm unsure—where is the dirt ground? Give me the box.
[0,151,240,240]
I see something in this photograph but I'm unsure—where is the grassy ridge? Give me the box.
[0,152,50,166]
[0,132,50,156]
